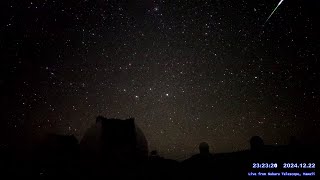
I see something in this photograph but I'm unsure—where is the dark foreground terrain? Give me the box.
[1,117,319,178]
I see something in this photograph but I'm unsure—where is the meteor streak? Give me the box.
[264,0,285,25]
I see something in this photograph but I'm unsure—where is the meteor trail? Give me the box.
[264,0,285,25]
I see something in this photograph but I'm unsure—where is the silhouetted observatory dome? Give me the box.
[80,116,149,166]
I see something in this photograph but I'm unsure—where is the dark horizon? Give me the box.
[3,116,320,161]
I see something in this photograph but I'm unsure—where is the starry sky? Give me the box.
[1,0,320,159]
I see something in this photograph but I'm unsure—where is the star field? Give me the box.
[1,0,319,159]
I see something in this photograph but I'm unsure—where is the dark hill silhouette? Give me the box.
[145,150,180,179]
[32,134,79,176]
[2,118,319,177]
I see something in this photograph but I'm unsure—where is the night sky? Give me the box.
[1,0,320,159]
